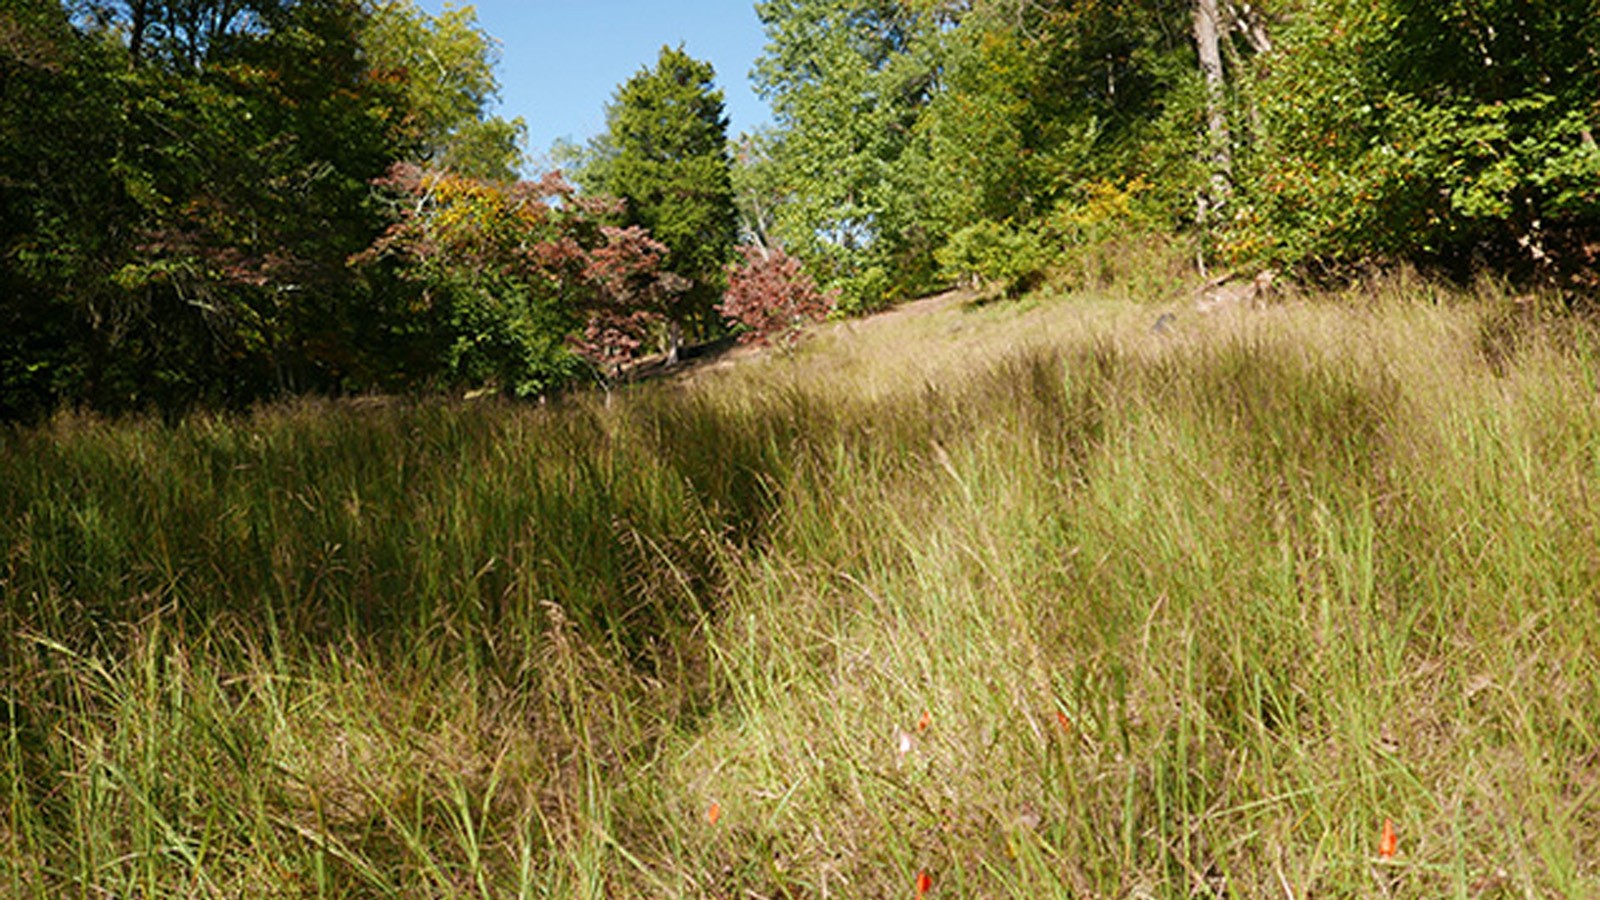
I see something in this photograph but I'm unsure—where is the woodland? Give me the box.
[5,0,1597,420]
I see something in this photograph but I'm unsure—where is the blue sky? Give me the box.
[413,1,775,170]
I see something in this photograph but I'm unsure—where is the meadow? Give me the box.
[4,271,1600,897]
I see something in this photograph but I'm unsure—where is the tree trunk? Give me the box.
[1224,0,1273,54]
[666,319,684,366]
[1193,0,1231,225]
[128,0,150,65]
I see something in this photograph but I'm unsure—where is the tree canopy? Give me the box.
[0,0,531,419]
[740,0,1599,297]
[749,0,942,310]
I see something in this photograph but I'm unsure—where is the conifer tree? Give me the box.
[586,45,736,353]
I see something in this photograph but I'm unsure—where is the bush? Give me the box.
[834,264,895,316]
[718,245,837,346]
[935,219,1049,296]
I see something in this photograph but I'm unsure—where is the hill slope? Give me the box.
[4,281,1599,896]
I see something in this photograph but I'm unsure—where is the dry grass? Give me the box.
[4,274,1600,897]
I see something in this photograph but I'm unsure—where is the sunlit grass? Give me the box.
[4,279,1599,896]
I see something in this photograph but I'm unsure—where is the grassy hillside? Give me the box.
[4,277,1600,897]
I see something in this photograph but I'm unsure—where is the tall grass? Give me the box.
[4,282,1599,896]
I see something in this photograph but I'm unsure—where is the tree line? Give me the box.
[3,0,521,418]
[742,0,1600,308]
[1,1,821,421]
[4,0,1598,421]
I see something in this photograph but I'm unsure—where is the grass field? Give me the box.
[4,274,1600,897]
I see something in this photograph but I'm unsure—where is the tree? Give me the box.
[0,0,121,419]
[107,0,413,402]
[1192,0,1231,227]
[752,0,942,310]
[73,0,282,69]
[1229,0,1600,279]
[914,12,1040,235]
[582,44,736,357]
[730,128,784,253]
[356,166,684,395]
[0,0,407,414]
[902,0,1197,294]
[359,0,525,181]
[718,245,836,346]
[0,0,528,419]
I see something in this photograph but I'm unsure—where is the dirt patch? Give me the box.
[627,289,977,385]
[828,289,971,333]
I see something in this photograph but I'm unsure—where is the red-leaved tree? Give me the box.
[717,246,836,346]
[574,226,689,376]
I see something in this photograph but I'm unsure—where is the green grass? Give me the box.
[4,280,1600,897]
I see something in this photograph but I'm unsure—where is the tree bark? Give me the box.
[1224,0,1273,54]
[1193,0,1231,224]
[666,319,684,366]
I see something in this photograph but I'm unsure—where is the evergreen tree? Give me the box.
[586,45,736,351]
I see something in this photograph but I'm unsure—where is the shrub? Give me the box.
[935,219,1048,296]
[718,246,837,346]
[834,264,894,316]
